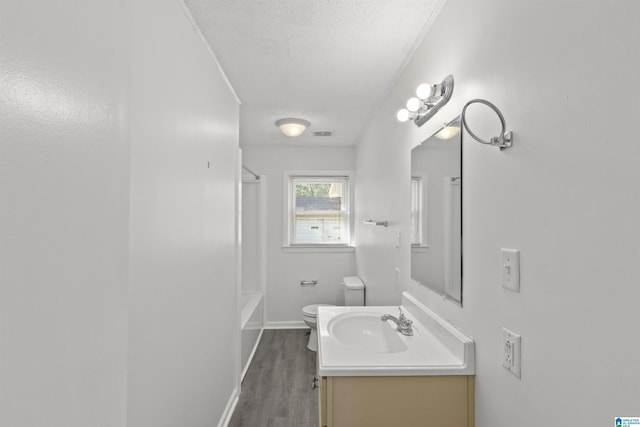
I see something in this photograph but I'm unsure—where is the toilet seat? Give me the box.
[302,304,335,352]
[302,303,334,319]
[302,276,365,352]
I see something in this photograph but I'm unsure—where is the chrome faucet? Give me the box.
[381,308,414,336]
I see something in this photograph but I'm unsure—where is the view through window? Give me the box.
[289,176,350,245]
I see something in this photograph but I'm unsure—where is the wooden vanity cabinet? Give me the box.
[318,373,474,427]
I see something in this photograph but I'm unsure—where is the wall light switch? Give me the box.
[501,248,520,292]
[502,327,521,378]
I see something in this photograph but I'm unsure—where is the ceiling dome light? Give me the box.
[396,109,410,122]
[275,118,310,137]
[416,83,432,99]
[406,97,421,112]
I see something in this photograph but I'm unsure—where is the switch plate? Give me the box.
[501,248,520,292]
[502,327,521,378]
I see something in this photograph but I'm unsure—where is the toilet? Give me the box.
[302,276,365,351]
[302,303,334,352]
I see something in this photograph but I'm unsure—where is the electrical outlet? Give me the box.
[502,327,521,378]
[501,248,520,292]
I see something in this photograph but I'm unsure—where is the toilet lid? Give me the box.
[302,303,334,318]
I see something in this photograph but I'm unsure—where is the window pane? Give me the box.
[292,178,348,244]
[411,177,422,245]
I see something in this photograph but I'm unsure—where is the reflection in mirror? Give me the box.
[410,116,462,305]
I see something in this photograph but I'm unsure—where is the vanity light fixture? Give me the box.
[397,75,454,127]
[276,118,310,137]
[461,99,513,150]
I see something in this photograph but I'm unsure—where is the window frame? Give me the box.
[283,170,354,249]
[411,172,428,251]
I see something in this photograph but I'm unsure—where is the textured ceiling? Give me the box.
[184,0,445,146]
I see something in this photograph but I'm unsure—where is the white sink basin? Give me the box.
[317,292,475,377]
[328,312,409,353]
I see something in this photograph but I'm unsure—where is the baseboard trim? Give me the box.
[217,386,240,427]
[264,320,308,329]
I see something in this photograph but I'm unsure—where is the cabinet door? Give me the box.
[326,376,472,427]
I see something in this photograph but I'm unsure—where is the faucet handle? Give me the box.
[398,308,412,325]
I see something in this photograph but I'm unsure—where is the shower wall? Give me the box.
[240,177,265,377]
[241,178,264,294]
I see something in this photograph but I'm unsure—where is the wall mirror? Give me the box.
[410,115,462,305]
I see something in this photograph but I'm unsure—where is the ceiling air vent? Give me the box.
[313,130,333,137]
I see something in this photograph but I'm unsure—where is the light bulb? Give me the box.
[416,83,432,99]
[406,97,421,112]
[396,109,410,122]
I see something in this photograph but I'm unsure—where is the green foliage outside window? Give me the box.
[295,183,331,197]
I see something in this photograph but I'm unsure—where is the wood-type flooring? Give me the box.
[228,329,318,427]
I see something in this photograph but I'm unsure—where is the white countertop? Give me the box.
[317,292,474,377]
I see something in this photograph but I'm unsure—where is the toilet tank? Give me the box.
[342,276,365,306]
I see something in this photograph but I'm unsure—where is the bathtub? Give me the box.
[241,291,264,380]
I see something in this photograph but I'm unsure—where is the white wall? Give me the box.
[355,0,640,426]
[1,1,240,426]
[242,145,356,324]
[355,113,412,306]
[0,1,130,425]
[128,0,239,426]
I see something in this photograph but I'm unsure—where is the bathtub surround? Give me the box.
[1,0,240,426]
[240,174,267,376]
[355,1,640,426]
[241,175,266,296]
[240,292,264,379]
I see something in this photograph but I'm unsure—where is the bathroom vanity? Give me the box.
[318,374,474,427]
[316,293,475,427]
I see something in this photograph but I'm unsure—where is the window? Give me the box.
[285,173,352,246]
[411,173,427,248]
[411,177,423,246]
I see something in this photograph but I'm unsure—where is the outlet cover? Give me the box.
[502,327,522,378]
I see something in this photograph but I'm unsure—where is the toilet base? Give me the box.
[307,327,318,351]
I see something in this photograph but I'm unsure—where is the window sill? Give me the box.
[282,245,355,254]
[411,245,429,253]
